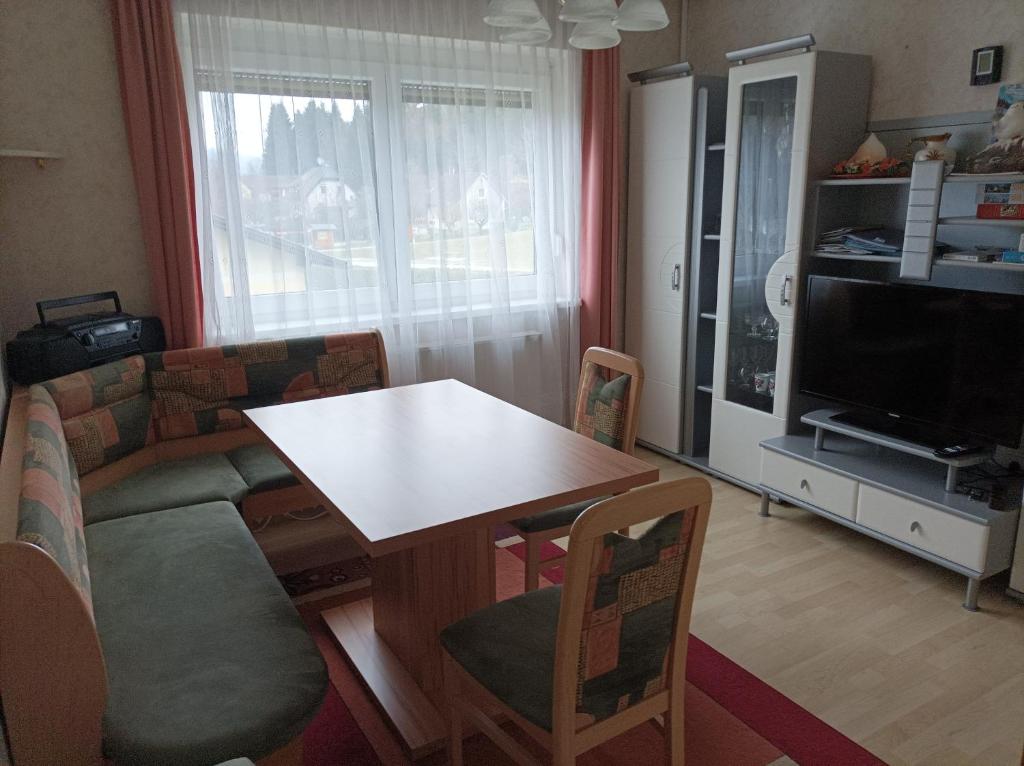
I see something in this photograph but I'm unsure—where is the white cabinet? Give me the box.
[625,74,725,456]
[709,50,871,487]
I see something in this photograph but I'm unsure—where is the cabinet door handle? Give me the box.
[799,479,809,490]
[910,521,922,533]
[780,274,792,306]
[671,264,681,291]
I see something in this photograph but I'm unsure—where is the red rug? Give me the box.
[298,543,887,765]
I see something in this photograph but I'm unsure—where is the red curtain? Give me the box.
[579,48,621,357]
[110,0,203,349]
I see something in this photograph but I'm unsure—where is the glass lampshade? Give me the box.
[612,0,669,31]
[558,0,619,23]
[484,0,545,28]
[500,16,553,44]
[568,19,621,49]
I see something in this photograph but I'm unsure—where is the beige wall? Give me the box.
[0,0,151,344]
[686,0,1024,121]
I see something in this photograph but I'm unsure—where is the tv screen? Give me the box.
[799,276,1024,446]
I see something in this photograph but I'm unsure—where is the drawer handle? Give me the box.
[799,479,810,490]
[910,521,922,533]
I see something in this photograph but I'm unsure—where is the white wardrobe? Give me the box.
[624,71,726,458]
[708,49,871,487]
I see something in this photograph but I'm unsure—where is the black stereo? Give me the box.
[6,292,166,385]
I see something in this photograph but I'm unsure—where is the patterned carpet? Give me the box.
[289,538,886,765]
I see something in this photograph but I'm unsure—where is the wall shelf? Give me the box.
[937,216,1024,228]
[934,259,1024,270]
[817,176,911,186]
[817,173,1024,187]
[0,148,62,168]
[812,252,902,263]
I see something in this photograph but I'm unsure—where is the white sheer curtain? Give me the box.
[174,0,581,423]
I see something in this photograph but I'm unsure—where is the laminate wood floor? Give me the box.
[618,449,1024,766]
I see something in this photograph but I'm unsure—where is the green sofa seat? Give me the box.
[226,444,300,493]
[510,497,608,534]
[85,501,327,766]
[82,453,250,525]
[440,585,562,731]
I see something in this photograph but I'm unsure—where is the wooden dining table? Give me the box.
[245,379,659,757]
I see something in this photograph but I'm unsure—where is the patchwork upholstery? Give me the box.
[85,502,328,765]
[226,444,299,493]
[511,497,609,534]
[40,356,154,475]
[82,454,250,525]
[16,385,93,613]
[145,333,385,441]
[575,510,696,723]
[441,510,698,731]
[572,361,631,450]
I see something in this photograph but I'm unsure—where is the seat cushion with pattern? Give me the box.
[226,444,300,493]
[82,453,249,525]
[85,502,327,766]
[441,586,561,731]
[509,497,609,534]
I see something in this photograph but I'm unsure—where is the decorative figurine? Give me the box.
[911,133,957,175]
[966,84,1024,174]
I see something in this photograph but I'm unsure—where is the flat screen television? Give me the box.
[799,276,1024,448]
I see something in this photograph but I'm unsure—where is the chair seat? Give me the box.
[441,586,561,731]
[82,453,249,525]
[510,497,608,534]
[85,502,327,766]
[226,443,300,493]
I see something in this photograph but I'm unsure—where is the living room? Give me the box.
[1,1,1022,765]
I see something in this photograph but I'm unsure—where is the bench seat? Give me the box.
[226,444,300,494]
[83,454,250,525]
[85,501,327,766]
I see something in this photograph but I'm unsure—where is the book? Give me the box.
[942,252,994,262]
[978,182,1024,204]
[976,203,1024,219]
[1000,250,1024,263]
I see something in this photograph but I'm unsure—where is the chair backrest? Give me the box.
[551,477,711,734]
[572,347,644,456]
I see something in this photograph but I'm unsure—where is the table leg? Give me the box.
[321,528,495,758]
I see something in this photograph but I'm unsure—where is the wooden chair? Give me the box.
[443,477,712,766]
[512,347,644,592]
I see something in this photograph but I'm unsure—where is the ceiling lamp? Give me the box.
[484,0,669,49]
[500,17,554,44]
[568,19,621,50]
[483,0,545,28]
[558,0,618,23]
[613,0,669,31]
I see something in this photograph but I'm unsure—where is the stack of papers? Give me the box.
[814,227,900,256]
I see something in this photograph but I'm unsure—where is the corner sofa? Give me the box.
[0,330,389,766]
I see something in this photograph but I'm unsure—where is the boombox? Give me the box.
[6,292,166,385]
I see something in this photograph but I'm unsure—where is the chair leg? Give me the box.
[444,654,464,766]
[524,533,542,592]
[552,733,575,766]
[665,696,684,766]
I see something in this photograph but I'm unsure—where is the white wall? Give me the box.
[0,0,152,343]
[685,0,1024,121]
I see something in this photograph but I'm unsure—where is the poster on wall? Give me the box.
[966,83,1024,173]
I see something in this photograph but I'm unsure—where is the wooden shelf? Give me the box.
[817,176,911,186]
[937,216,1024,228]
[812,251,902,263]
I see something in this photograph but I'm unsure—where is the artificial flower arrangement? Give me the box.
[830,133,910,178]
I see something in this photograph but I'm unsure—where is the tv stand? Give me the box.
[757,409,1017,611]
[804,409,992,493]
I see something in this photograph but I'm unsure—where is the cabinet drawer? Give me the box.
[857,485,989,572]
[761,450,858,520]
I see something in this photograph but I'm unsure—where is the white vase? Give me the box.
[913,133,956,175]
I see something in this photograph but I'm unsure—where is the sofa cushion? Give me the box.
[145,333,386,441]
[85,502,327,766]
[41,356,154,475]
[17,385,93,612]
[82,453,249,524]
[226,444,299,493]
[441,585,561,731]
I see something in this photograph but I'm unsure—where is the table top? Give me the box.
[244,379,659,556]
